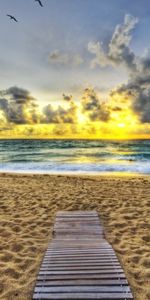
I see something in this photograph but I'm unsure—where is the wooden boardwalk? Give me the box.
[32,211,133,299]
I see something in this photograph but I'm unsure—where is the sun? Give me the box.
[117,123,126,128]
[77,109,88,124]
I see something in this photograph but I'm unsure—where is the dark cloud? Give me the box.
[133,89,150,123]
[0,86,39,125]
[81,88,110,122]
[113,49,150,123]
[4,86,35,103]
[62,94,72,101]
[108,14,138,70]
[140,49,150,72]
[0,86,78,127]
[0,98,8,112]
[42,102,77,124]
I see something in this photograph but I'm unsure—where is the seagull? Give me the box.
[7,14,18,22]
[35,0,43,7]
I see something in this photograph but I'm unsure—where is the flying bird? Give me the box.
[7,14,18,22]
[35,0,43,7]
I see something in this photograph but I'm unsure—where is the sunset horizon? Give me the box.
[1,1,150,140]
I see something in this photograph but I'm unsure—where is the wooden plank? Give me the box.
[56,213,98,216]
[51,241,107,243]
[41,262,120,267]
[44,253,117,257]
[36,279,128,286]
[45,252,115,256]
[55,225,101,227]
[43,259,118,264]
[43,257,118,261]
[35,286,131,293]
[45,250,115,255]
[37,274,126,281]
[42,260,120,264]
[43,256,117,260]
[50,245,109,248]
[55,219,100,223]
[54,228,102,231]
[46,249,113,253]
[39,270,124,275]
[43,255,118,260]
[54,232,102,235]
[55,218,100,222]
[40,266,123,271]
[55,218,99,221]
[56,219,100,221]
[42,259,119,264]
[54,222,101,225]
[33,292,133,299]
[44,250,117,255]
[46,248,113,252]
[50,246,112,249]
[52,238,106,241]
[56,214,99,217]
[52,239,106,241]
[48,244,110,246]
[54,228,102,232]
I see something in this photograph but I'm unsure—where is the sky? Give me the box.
[0,0,150,139]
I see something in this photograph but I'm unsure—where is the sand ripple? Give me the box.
[0,173,150,299]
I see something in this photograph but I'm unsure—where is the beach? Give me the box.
[0,173,150,300]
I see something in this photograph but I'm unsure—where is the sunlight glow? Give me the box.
[0,91,150,139]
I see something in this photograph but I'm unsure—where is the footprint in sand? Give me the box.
[141,258,150,268]
[131,255,141,264]
[4,267,20,279]
[142,236,150,243]
[1,252,13,262]
[18,259,35,271]
[11,243,23,252]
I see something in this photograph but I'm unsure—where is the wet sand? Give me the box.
[0,173,150,300]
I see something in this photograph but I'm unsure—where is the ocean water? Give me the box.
[0,139,150,174]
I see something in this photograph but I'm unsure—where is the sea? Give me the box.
[0,139,150,174]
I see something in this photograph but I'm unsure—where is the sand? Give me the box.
[0,173,150,300]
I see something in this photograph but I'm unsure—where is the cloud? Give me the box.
[108,14,138,70]
[88,14,138,70]
[0,86,39,125]
[62,94,72,101]
[88,41,110,68]
[48,50,69,65]
[116,82,150,123]
[0,98,8,112]
[81,88,110,122]
[89,14,150,125]
[112,48,150,123]
[42,101,77,124]
[3,86,35,103]
[48,49,84,66]
[0,86,78,127]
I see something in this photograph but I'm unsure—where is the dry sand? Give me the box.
[0,173,150,300]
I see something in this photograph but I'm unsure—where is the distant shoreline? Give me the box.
[0,138,150,140]
[0,170,149,177]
